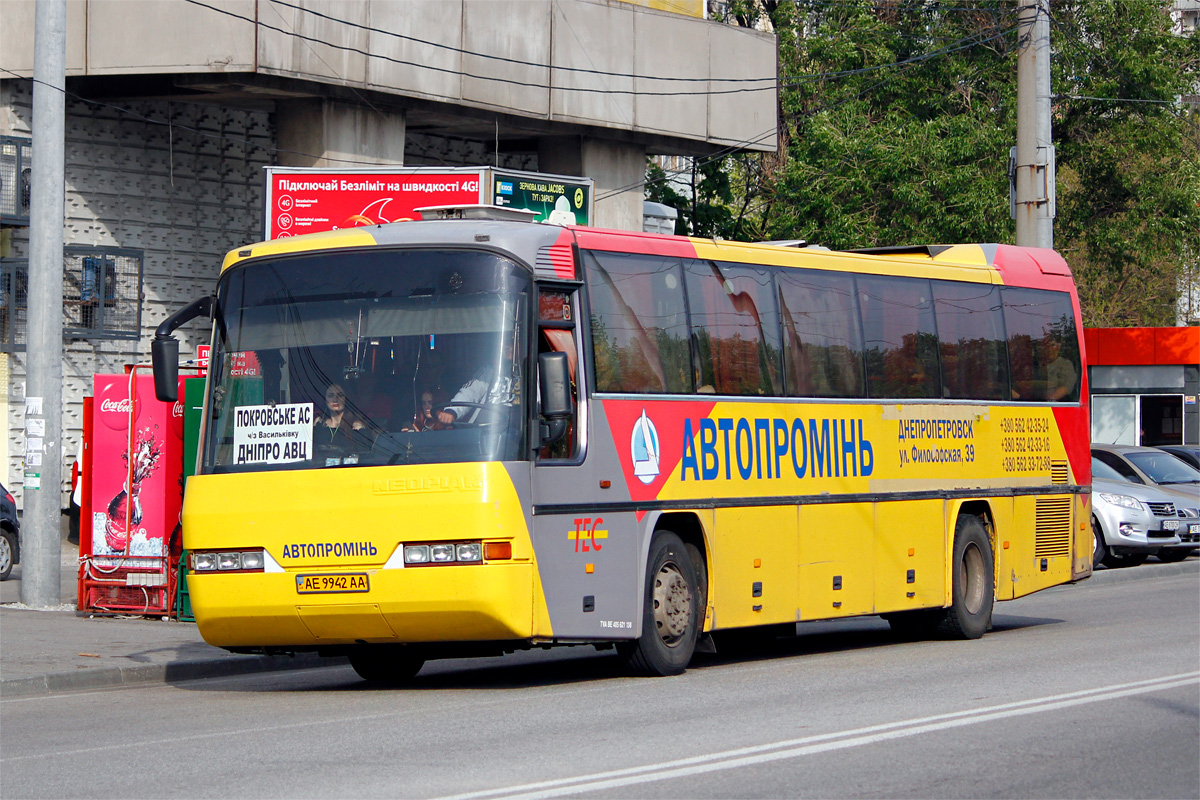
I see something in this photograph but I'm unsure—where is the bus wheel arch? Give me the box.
[619,529,701,676]
[655,512,709,623]
[941,512,995,639]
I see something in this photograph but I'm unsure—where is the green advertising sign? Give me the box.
[490,170,593,226]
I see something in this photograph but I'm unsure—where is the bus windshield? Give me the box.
[202,248,531,474]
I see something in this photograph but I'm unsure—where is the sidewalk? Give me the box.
[0,536,345,698]
[1,538,1195,698]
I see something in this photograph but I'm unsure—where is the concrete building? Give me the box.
[0,0,778,502]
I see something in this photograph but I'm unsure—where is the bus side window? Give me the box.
[582,251,691,394]
[777,269,864,398]
[684,260,782,396]
[1002,287,1079,402]
[858,275,940,399]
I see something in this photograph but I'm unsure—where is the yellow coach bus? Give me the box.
[152,211,1092,681]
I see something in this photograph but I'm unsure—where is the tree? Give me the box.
[677,0,1199,326]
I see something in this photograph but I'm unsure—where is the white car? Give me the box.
[1091,457,1183,568]
[1092,444,1200,563]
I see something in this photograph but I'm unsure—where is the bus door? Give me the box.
[529,285,642,641]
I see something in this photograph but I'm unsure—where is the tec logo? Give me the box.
[569,518,608,552]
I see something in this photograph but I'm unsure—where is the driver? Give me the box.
[438,340,520,425]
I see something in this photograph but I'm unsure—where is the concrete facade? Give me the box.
[0,0,778,502]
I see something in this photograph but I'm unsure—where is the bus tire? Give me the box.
[618,532,699,677]
[939,514,994,640]
[348,646,425,684]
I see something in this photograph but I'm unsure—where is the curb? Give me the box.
[1,652,349,699]
[1083,558,1199,586]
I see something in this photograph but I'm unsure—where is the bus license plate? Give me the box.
[295,573,370,594]
[1161,520,1180,532]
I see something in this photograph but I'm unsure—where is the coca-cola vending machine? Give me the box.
[78,373,185,615]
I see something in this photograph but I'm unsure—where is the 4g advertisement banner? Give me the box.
[263,167,594,239]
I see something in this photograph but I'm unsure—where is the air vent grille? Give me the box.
[1051,460,1069,484]
[1035,497,1072,558]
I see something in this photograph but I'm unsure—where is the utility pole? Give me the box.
[1014,0,1054,248]
[21,0,66,608]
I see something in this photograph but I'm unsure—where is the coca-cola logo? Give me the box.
[100,398,133,414]
[172,402,183,418]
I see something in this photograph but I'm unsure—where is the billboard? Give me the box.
[265,168,485,239]
[263,167,595,239]
[491,169,592,226]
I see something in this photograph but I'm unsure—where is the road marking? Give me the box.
[434,672,1200,800]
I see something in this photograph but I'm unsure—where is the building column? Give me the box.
[539,136,645,231]
[275,99,406,167]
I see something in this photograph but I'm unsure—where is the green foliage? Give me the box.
[657,0,1199,326]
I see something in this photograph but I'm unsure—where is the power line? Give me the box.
[184,0,778,97]
[266,0,774,86]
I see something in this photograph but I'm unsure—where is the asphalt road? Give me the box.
[2,570,1197,799]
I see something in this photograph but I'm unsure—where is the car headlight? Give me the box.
[1099,493,1142,511]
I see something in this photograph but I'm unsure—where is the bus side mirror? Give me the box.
[538,351,572,445]
[152,337,179,402]
[151,295,213,402]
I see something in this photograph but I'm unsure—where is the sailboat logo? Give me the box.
[630,409,660,485]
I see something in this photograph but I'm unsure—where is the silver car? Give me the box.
[1092,444,1200,563]
[1091,457,1183,568]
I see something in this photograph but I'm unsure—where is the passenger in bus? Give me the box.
[1044,337,1077,401]
[402,390,445,432]
[314,383,369,457]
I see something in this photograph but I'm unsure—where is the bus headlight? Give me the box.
[430,544,456,562]
[402,541,485,566]
[191,549,265,572]
[404,545,431,564]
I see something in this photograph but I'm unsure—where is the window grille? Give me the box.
[0,246,143,350]
[0,136,33,226]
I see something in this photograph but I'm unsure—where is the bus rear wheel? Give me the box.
[618,532,699,677]
[939,514,995,639]
[348,645,425,684]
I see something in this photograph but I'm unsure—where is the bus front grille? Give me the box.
[1034,497,1072,558]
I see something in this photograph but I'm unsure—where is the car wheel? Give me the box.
[1101,551,1148,568]
[1155,549,1193,563]
[0,531,13,581]
[1091,516,1108,569]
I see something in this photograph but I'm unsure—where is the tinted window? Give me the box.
[584,251,691,393]
[1003,287,1079,402]
[933,282,1009,400]
[858,275,940,399]
[777,269,864,398]
[685,261,781,395]
[1092,450,1143,483]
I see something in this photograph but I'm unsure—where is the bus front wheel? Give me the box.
[619,532,700,677]
[348,645,425,685]
[940,514,995,639]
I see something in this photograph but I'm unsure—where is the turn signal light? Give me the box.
[484,542,512,560]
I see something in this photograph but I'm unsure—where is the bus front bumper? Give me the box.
[187,562,537,648]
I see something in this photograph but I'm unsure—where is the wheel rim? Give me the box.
[960,542,985,615]
[652,560,692,648]
[0,536,10,573]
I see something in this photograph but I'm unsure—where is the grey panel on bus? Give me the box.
[530,400,645,639]
[366,219,572,280]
